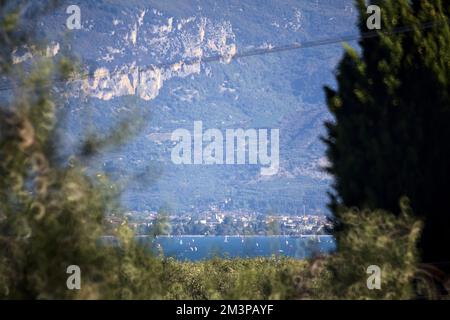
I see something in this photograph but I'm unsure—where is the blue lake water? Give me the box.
[134,235,336,261]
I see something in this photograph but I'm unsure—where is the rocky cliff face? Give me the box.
[22,0,359,214]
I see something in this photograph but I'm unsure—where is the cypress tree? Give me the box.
[324,0,450,272]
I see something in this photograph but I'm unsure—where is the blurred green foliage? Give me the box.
[322,199,422,299]
[0,0,155,299]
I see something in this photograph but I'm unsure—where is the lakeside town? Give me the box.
[106,209,332,236]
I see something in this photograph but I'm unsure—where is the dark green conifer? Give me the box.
[324,0,450,271]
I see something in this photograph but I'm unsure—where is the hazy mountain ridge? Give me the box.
[33,0,359,214]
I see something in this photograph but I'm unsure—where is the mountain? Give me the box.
[27,0,359,214]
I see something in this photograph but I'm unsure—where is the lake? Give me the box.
[134,235,336,261]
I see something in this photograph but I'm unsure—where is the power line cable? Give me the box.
[0,19,446,92]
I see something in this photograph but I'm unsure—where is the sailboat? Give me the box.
[224,235,229,243]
